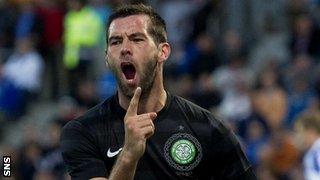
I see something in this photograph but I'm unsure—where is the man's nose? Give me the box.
[120,40,132,56]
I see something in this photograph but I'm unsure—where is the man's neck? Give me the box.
[118,86,167,114]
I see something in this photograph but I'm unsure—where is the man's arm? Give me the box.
[204,113,256,179]
[90,151,138,180]
[216,129,256,179]
[61,120,109,179]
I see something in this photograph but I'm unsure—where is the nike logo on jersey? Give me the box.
[107,148,123,158]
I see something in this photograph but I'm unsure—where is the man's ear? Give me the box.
[158,42,171,63]
[105,50,110,67]
[105,59,109,68]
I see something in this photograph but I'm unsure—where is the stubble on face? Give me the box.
[107,53,158,99]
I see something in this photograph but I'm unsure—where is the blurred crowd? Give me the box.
[1,0,320,179]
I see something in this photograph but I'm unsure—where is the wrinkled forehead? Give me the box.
[108,15,151,37]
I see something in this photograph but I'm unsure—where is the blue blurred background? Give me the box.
[1,0,320,179]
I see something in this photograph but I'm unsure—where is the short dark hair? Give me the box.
[106,4,167,45]
[296,112,320,134]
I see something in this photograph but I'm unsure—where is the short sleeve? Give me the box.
[207,114,256,179]
[216,131,257,179]
[60,120,108,180]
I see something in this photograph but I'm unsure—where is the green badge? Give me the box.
[170,139,196,165]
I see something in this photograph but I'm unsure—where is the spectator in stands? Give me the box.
[220,29,247,64]
[17,141,42,180]
[0,0,18,60]
[74,79,99,111]
[245,119,269,168]
[295,112,320,180]
[36,119,66,180]
[211,55,252,122]
[189,72,221,110]
[63,0,103,97]
[251,63,287,130]
[260,128,299,179]
[290,14,320,58]
[15,0,43,42]
[96,69,117,100]
[37,0,64,99]
[178,33,221,77]
[284,54,318,128]
[0,36,44,119]
[53,96,79,125]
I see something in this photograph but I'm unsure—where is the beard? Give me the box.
[108,55,158,99]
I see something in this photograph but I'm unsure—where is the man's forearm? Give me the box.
[108,151,139,180]
[89,151,138,180]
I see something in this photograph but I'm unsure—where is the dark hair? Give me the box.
[72,0,88,5]
[106,4,167,45]
[296,112,320,134]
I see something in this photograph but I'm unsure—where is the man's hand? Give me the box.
[122,87,157,162]
[95,87,157,180]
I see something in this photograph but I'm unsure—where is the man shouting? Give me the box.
[60,4,256,180]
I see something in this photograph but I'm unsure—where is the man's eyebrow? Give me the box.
[128,32,147,38]
[108,33,147,42]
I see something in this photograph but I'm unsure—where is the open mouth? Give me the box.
[121,62,136,80]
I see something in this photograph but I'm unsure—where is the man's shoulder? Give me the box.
[171,94,215,120]
[63,95,115,131]
[170,94,227,131]
[171,94,211,114]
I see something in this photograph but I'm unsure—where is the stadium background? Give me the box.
[1,0,320,179]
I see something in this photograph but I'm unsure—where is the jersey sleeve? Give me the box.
[60,120,108,179]
[208,115,257,179]
[219,132,256,179]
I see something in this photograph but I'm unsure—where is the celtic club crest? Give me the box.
[171,139,196,165]
[164,133,202,172]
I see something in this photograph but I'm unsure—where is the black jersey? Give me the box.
[60,93,256,180]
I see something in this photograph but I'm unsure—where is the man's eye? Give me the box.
[110,41,121,46]
[133,38,143,42]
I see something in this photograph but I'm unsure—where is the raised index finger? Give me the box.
[126,87,142,116]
